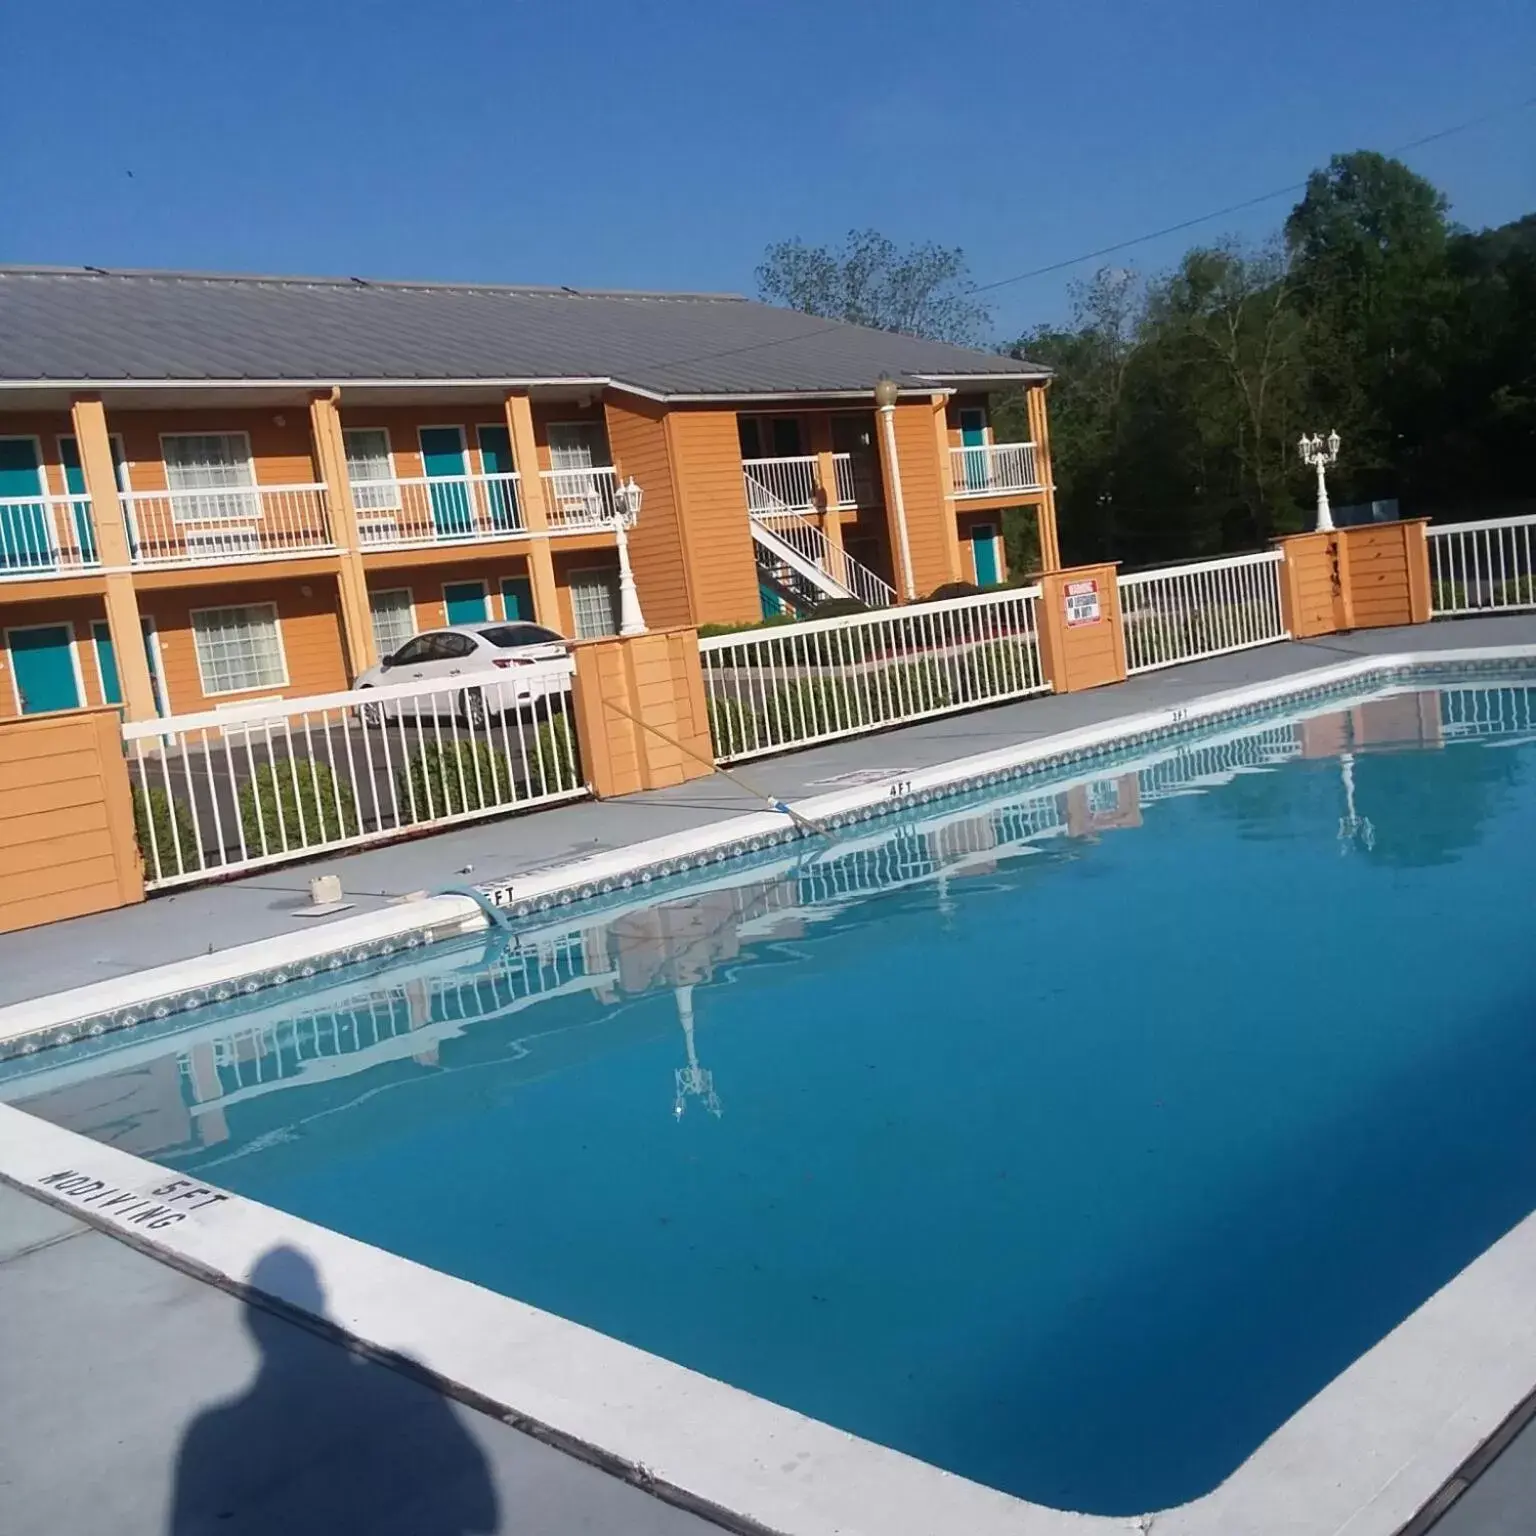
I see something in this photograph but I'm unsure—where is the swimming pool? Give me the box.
[7,671,1536,1517]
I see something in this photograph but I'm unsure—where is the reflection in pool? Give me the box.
[8,679,1536,1515]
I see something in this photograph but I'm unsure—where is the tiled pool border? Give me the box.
[4,644,1536,1536]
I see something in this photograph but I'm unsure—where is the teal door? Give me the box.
[0,438,51,572]
[959,409,989,491]
[9,624,82,714]
[444,582,489,624]
[476,425,519,531]
[92,621,122,705]
[58,437,102,563]
[420,427,472,536]
[971,524,999,586]
[500,576,534,621]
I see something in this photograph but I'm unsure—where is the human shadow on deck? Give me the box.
[169,1245,498,1536]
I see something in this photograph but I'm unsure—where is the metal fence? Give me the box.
[124,484,334,566]
[1118,550,1288,674]
[699,586,1048,763]
[1427,514,1536,616]
[124,666,585,889]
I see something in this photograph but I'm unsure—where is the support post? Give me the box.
[810,417,848,586]
[876,400,917,601]
[70,399,156,721]
[1026,384,1062,573]
[1034,561,1126,694]
[308,389,376,675]
[504,393,561,628]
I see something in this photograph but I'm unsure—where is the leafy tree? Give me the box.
[756,229,991,345]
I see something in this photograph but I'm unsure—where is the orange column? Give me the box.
[1026,385,1062,573]
[504,393,561,628]
[809,416,848,584]
[70,398,156,721]
[308,389,376,674]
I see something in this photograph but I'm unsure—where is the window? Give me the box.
[344,429,400,511]
[480,624,564,649]
[569,570,619,639]
[547,423,607,470]
[438,633,477,659]
[369,589,414,660]
[769,417,803,457]
[190,603,286,695]
[163,433,259,522]
[737,417,763,459]
[389,635,434,666]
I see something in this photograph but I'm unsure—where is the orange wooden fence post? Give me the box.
[1034,561,1126,693]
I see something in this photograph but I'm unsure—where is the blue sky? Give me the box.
[4,0,1532,340]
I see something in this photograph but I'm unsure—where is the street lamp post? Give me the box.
[875,375,917,601]
[1298,430,1342,533]
[612,475,647,636]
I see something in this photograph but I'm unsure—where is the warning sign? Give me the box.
[1064,578,1101,627]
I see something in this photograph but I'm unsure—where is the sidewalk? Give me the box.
[1,614,1529,1011]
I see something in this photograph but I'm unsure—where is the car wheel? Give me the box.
[358,689,383,727]
[459,687,487,730]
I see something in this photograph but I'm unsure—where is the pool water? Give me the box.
[11,679,1536,1515]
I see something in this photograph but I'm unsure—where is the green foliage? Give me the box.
[238,760,357,853]
[706,695,766,758]
[957,640,1039,699]
[398,718,579,820]
[527,715,579,794]
[806,596,869,620]
[756,228,990,346]
[925,581,981,602]
[132,783,202,877]
[696,614,799,639]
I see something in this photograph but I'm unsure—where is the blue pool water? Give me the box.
[11,677,1536,1514]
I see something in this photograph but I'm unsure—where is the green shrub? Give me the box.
[399,717,579,821]
[132,783,203,877]
[526,715,579,794]
[771,677,869,737]
[239,760,356,853]
[957,640,1038,699]
[872,660,952,718]
[924,581,981,603]
[696,614,799,640]
[806,596,870,620]
[707,695,766,758]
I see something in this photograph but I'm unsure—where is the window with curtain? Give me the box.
[190,603,286,695]
[369,589,415,659]
[546,423,607,470]
[344,429,400,511]
[163,433,259,522]
[569,570,619,638]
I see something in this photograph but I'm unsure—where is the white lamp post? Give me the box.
[1298,430,1342,533]
[875,375,917,601]
[612,475,647,636]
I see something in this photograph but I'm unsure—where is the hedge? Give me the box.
[398,718,580,823]
[132,783,203,877]
[238,760,357,854]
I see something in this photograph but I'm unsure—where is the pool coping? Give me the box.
[5,642,1536,1535]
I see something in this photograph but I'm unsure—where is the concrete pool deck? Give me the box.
[5,612,1536,1536]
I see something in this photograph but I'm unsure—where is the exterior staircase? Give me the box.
[746,502,894,613]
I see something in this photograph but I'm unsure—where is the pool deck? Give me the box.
[4,612,1536,1536]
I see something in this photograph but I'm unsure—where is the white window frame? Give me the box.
[546,422,610,470]
[4,619,86,716]
[368,587,417,660]
[568,567,620,639]
[160,431,261,524]
[344,427,402,512]
[188,601,290,698]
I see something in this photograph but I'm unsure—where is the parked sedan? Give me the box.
[354,622,572,726]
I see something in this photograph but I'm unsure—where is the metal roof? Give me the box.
[0,266,1048,398]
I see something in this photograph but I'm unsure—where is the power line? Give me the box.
[972,93,1536,297]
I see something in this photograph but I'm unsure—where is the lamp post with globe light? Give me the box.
[611,476,646,636]
[1298,430,1341,533]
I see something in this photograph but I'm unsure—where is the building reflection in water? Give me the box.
[5,683,1531,1163]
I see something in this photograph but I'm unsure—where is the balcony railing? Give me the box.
[743,454,876,517]
[950,442,1043,498]
[348,472,523,550]
[539,466,631,530]
[124,484,335,567]
[0,493,100,579]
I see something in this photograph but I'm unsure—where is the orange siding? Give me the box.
[604,396,693,629]
[110,407,317,491]
[366,555,534,634]
[889,398,961,596]
[0,708,144,932]
[664,408,760,627]
[141,576,348,713]
[0,595,114,721]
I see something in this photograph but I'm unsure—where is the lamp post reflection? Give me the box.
[672,984,722,1120]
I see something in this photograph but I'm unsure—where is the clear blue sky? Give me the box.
[4,0,1532,340]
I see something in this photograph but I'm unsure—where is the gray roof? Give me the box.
[0,266,1046,398]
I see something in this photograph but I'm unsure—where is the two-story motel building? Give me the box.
[0,266,1055,722]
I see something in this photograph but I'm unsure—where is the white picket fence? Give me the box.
[699,586,1048,763]
[124,667,584,889]
[1427,513,1536,616]
[1117,550,1288,673]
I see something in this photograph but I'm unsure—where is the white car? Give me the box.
[354,621,573,726]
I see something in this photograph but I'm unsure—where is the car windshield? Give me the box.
[478,624,565,649]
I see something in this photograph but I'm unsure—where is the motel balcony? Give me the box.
[0,491,102,579]
[949,441,1044,499]
[123,483,336,567]
[740,452,881,517]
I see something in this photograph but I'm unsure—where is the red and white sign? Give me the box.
[1064,578,1101,627]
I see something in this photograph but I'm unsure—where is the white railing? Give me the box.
[348,472,523,549]
[832,451,882,509]
[950,442,1042,498]
[699,585,1048,763]
[1118,550,1288,674]
[0,493,100,578]
[1427,514,1536,616]
[749,507,896,609]
[124,667,584,889]
[124,484,334,567]
[540,466,630,531]
[743,456,821,515]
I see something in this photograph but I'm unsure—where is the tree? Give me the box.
[756,229,991,346]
